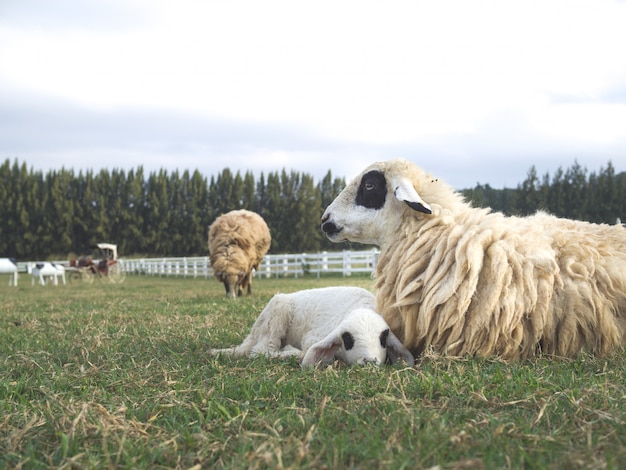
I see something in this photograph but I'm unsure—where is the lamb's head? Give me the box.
[301,308,414,367]
[321,159,433,246]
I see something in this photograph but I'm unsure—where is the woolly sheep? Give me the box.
[321,158,626,360]
[208,209,271,299]
[210,286,414,367]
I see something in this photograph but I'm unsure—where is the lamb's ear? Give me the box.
[301,333,343,368]
[391,176,432,215]
[385,331,415,365]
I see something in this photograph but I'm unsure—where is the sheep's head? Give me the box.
[210,245,253,299]
[215,268,246,298]
[212,253,248,298]
[321,159,432,247]
[301,308,414,367]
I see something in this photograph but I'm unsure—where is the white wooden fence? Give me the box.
[123,249,380,279]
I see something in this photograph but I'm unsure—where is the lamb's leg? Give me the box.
[273,345,304,360]
[210,333,256,357]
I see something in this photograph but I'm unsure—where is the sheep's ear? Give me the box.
[385,331,415,365]
[301,334,343,367]
[391,176,432,215]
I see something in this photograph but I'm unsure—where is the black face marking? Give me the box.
[380,329,390,348]
[356,170,387,209]
[342,332,355,350]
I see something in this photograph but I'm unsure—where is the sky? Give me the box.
[1,0,626,190]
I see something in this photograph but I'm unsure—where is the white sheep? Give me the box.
[210,286,414,367]
[208,209,271,299]
[321,158,626,360]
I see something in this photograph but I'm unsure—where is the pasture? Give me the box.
[1,275,625,469]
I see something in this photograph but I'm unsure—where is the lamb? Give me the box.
[210,286,414,367]
[208,209,271,298]
[321,158,626,360]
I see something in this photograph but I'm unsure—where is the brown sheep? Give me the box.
[208,209,271,298]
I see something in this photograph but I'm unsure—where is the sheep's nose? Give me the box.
[362,358,381,366]
[321,221,338,234]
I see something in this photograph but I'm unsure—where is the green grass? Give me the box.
[1,275,625,469]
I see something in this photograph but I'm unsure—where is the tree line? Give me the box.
[1,158,624,260]
[0,159,345,259]
[463,161,625,224]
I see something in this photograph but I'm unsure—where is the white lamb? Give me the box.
[321,158,626,360]
[210,286,414,367]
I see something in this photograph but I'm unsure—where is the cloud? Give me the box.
[1,0,625,190]
[0,89,370,180]
[0,0,144,31]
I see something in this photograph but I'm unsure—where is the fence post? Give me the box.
[343,250,352,277]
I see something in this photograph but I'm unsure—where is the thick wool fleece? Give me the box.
[208,209,271,292]
[336,159,626,359]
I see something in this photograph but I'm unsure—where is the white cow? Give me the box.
[54,263,66,285]
[31,262,66,286]
[0,258,19,286]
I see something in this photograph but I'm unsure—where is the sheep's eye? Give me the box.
[356,170,387,209]
[380,329,390,348]
[342,332,355,350]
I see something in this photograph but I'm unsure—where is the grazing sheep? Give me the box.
[210,286,414,367]
[321,158,626,360]
[208,209,271,298]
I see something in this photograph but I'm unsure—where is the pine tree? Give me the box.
[242,171,256,211]
[595,162,618,224]
[124,167,146,255]
[143,170,172,255]
[519,165,541,215]
[294,173,324,252]
[548,167,566,217]
[46,168,76,255]
[187,169,210,255]
[0,160,10,255]
[264,171,283,252]
[562,161,588,220]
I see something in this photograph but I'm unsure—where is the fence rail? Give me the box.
[122,249,380,279]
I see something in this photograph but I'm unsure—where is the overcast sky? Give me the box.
[1,0,625,190]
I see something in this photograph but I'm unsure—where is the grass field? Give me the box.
[1,274,625,469]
